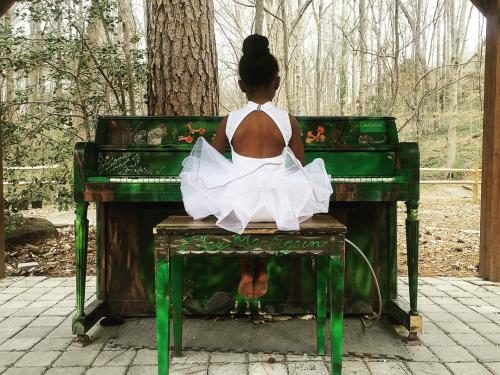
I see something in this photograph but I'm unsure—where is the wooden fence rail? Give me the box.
[420,167,482,204]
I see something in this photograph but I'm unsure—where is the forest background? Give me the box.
[0,0,486,229]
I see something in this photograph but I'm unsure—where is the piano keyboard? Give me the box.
[107,176,395,183]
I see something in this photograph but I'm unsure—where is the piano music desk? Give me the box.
[153,215,346,375]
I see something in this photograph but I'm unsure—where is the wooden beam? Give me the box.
[480,0,500,281]
[0,0,15,17]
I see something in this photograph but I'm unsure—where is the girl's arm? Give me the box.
[211,116,229,154]
[288,115,305,165]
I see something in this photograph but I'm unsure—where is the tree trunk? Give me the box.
[147,0,219,116]
[313,0,323,115]
[358,0,367,115]
[280,0,292,111]
[254,0,264,34]
[118,0,137,115]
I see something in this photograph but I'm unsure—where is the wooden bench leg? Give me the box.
[330,254,344,375]
[156,258,170,375]
[316,255,327,355]
[172,256,183,356]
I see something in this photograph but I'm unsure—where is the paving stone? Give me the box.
[468,322,500,336]
[341,360,370,374]
[0,337,41,350]
[419,286,448,297]
[210,352,246,363]
[406,362,452,375]
[286,354,323,362]
[485,362,500,375]
[170,363,207,375]
[2,367,46,375]
[0,351,24,366]
[86,367,127,375]
[365,361,410,374]
[133,349,157,365]
[0,308,20,318]
[452,309,493,323]
[0,327,21,339]
[126,366,158,375]
[0,316,35,328]
[13,326,54,339]
[93,350,135,366]
[0,288,28,295]
[422,321,444,333]
[447,362,493,375]
[171,350,210,364]
[481,333,500,345]
[465,345,500,362]
[288,361,329,375]
[249,362,286,375]
[450,332,493,346]
[208,363,247,375]
[1,301,32,309]
[27,316,65,327]
[403,345,439,362]
[419,332,456,346]
[52,350,100,367]
[428,345,476,362]
[44,367,85,375]
[419,304,446,314]
[14,350,61,367]
[11,307,48,317]
[32,279,65,289]
[248,353,284,362]
[434,320,474,334]
[10,277,47,288]
[423,312,459,323]
[28,300,57,308]
[41,307,75,316]
[32,337,73,351]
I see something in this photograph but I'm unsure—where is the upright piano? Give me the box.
[73,116,421,339]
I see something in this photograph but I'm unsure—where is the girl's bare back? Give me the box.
[231,111,285,158]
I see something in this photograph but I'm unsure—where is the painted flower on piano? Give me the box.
[306,126,327,144]
[178,135,194,144]
[178,123,207,143]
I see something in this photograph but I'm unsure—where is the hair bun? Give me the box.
[242,34,270,58]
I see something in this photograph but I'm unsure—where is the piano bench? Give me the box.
[153,214,346,375]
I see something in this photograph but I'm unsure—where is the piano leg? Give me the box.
[386,201,423,339]
[406,201,420,340]
[406,202,419,314]
[330,252,344,375]
[73,202,89,335]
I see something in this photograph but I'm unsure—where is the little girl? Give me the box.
[180,34,332,298]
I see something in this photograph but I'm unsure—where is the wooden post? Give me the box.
[472,167,480,204]
[479,0,500,281]
[0,112,4,279]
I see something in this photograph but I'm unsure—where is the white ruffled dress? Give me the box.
[180,101,333,234]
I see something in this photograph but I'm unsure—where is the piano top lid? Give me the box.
[97,115,397,121]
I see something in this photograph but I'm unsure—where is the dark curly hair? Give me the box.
[238,34,279,88]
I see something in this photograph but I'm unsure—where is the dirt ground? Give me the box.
[5,185,480,278]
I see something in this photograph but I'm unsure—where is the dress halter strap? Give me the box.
[225,101,292,146]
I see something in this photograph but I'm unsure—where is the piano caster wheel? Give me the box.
[245,300,251,316]
[404,332,420,345]
[256,300,266,316]
[230,300,239,317]
[76,334,91,346]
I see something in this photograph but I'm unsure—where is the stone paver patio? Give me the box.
[0,276,499,374]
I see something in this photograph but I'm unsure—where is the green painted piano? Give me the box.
[72,115,421,340]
